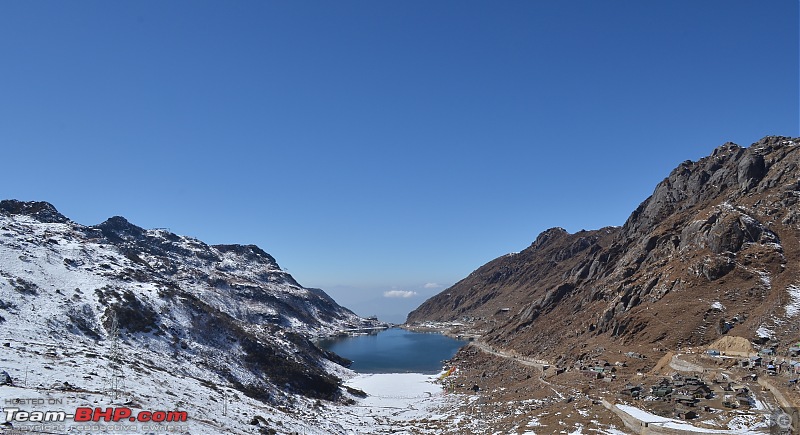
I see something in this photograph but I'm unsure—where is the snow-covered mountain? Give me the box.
[0,200,386,433]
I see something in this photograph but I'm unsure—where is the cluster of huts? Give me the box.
[706,343,800,381]
[618,373,753,420]
[577,359,619,381]
[737,354,800,375]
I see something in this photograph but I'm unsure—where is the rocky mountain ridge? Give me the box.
[0,199,380,406]
[408,136,800,363]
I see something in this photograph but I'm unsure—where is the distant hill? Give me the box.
[408,136,800,363]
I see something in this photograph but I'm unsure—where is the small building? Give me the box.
[685,376,702,386]
[690,385,714,399]
[722,395,738,408]
[581,370,603,380]
[620,383,643,398]
[706,349,721,357]
[736,393,752,408]
[673,393,698,407]
[651,385,672,398]
[727,383,747,393]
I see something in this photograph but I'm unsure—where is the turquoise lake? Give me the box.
[318,328,468,374]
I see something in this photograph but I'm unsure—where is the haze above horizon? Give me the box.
[1,1,797,322]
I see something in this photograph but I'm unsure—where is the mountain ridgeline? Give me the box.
[408,136,800,362]
[0,200,380,403]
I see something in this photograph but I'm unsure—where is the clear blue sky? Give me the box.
[2,1,797,322]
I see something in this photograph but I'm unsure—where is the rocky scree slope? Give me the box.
[0,200,378,403]
[408,136,800,363]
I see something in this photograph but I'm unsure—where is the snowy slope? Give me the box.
[0,200,390,433]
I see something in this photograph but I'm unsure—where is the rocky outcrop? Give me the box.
[0,199,69,223]
[408,136,800,360]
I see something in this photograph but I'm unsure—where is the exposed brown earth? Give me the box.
[409,136,800,363]
[432,339,793,433]
[407,136,800,432]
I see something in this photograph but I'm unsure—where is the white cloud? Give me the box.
[383,290,417,298]
[424,283,442,289]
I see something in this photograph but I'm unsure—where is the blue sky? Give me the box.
[1,1,798,322]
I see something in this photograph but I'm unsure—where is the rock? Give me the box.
[708,213,746,254]
[699,255,736,281]
[0,200,68,223]
[408,136,800,359]
[737,152,766,190]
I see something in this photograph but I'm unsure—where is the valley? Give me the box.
[2,136,800,434]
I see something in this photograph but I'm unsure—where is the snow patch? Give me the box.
[616,404,761,433]
[758,271,771,290]
[785,285,800,317]
[756,325,774,339]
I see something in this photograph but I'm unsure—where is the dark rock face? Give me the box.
[95,216,146,240]
[0,200,69,223]
[737,153,766,190]
[697,254,736,281]
[408,136,800,358]
[214,244,280,268]
[0,370,11,385]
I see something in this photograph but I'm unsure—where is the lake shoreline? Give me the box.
[318,327,468,374]
[401,321,483,342]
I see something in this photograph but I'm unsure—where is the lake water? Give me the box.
[318,328,468,374]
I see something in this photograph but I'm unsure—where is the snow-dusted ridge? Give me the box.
[0,200,390,433]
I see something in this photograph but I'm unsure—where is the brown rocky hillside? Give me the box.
[407,136,800,363]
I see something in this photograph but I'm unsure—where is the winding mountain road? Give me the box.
[469,341,549,370]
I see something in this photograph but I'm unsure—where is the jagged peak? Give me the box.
[621,135,799,241]
[674,136,796,174]
[214,244,280,266]
[710,141,742,157]
[94,215,146,239]
[530,227,569,249]
[750,135,798,148]
[0,199,69,223]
